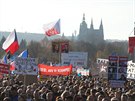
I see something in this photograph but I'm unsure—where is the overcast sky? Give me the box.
[0,0,134,40]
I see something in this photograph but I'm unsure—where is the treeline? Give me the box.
[0,36,129,65]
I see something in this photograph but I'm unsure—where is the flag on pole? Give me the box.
[1,55,7,64]
[10,61,15,71]
[18,49,28,58]
[10,49,28,71]
[2,29,19,55]
[128,37,135,54]
[43,19,60,36]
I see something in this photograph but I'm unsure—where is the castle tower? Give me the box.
[83,13,85,21]
[100,19,103,30]
[99,19,104,41]
[71,33,75,41]
[90,18,94,29]
[61,33,66,39]
[78,13,88,41]
[81,13,87,28]
[78,14,104,44]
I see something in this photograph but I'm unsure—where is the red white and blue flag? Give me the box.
[43,19,60,36]
[2,29,19,55]
[1,55,7,64]
[18,49,28,58]
[10,49,28,71]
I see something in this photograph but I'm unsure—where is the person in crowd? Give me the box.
[46,91,53,101]
[121,93,128,101]
[10,86,18,101]
[18,94,26,101]
[111,97,119,101]
[3,97,11,101]
[119,74,127,81]
[0,73,135,101]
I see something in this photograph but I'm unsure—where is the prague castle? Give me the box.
[78,14,104,45]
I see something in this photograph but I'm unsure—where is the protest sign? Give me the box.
[0,63,9,74]
[77,68,89,76]
[14,57,38,75]
[61,52,88,67]
[38,64,72,76]
[108,56,127,88]
[127,61,135,79]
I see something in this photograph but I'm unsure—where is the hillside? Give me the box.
[0,31,62,43]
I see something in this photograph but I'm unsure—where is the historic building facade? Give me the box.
[78,14,104,45]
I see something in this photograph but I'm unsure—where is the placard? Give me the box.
[38,64,72,76]
[127,61,135,79]
[14,57,38,75]
[108,56,127,88]
[0,63,9,74]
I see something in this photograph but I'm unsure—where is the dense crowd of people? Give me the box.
[0,74,135,101]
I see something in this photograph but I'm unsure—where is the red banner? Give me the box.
[0,63,9,74]
[128,37,135,54]
[38,64,72,76]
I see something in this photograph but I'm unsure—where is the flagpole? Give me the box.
[24,49,28,86]
[133,22,135,62]
[27,49,29,58]
[5,51,12,85]
[59,42,61,65]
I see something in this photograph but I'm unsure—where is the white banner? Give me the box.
[14,57,38,75]
[127,61,135,79]
[61,52,88,67]
[97,58,109,64]
[77,68,89,76]
[96,58,108,78]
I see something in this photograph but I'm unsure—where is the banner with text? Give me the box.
[38,64,72,76]
[97,58,109,78]
[14,57,38,75]
[108,56,128,88]
[77,68,89,76]
[0,63,9,74]
[127,61,135,79]
[61,52,88,67]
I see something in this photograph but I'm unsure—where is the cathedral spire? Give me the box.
[61,33,65,39]
[83,13,85,21]
[100,19,103,29]
[90,18,94,29]
[99,19,104,40]
[62,33,64,36]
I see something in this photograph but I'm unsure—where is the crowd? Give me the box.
[0,74,135,101]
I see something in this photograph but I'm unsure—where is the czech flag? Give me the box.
[1,55,7,64]
[2,29,19,55]
[43,19,60,36]
[10,61,15,71]
[18,49,28,58]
